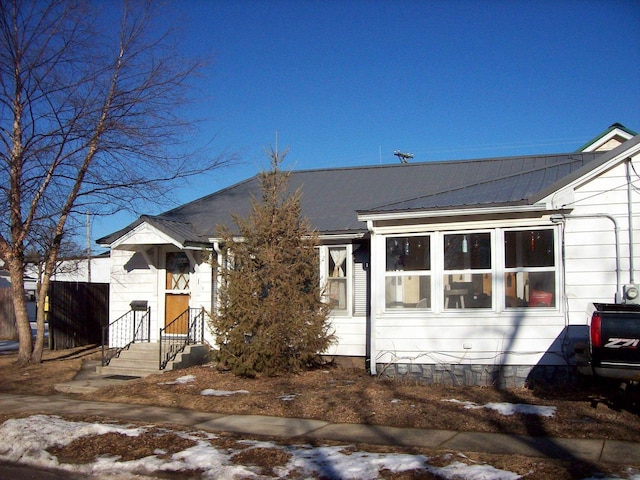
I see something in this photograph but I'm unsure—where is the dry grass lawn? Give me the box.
[1,346,639,479]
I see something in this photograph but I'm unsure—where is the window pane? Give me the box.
[444,273,492,309]
[505,230,554,268]
[385,275,431,309]
[444,233,491,270]
[328,247,347,278]
[386,236,430,271]
[166,252,190,290]
[505,271,555,308]
[328,278,347,310]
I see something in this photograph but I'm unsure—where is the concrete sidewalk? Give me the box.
[1,392,638,465]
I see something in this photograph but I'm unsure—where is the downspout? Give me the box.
[550,213,621,302]
[626,158,635,284]
[366,220,377,375]
[212,241,223,316]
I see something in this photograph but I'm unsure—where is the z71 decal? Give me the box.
[604,338,640,349]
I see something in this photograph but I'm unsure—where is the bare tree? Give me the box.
[0,0,230,365]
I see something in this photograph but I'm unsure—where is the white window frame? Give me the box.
[442,230,494,310]
[384,234,432,311]
[501,227,559,310]
[379,225,561,314]
[320,244,352,316]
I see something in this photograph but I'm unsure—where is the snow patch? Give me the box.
[0,415,142,467]
[277,394,299,401]
[6,414,637,479]
[432,461,521,480]
[443,399,557,417]
[0,415,528,480]
[158,374,196,385]
[200,388,250,396]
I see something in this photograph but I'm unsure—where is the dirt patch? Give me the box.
[0,346,99,396]
[231,447,291,477]
[49,429,197,464]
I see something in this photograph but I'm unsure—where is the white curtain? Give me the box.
[330,249,347,277]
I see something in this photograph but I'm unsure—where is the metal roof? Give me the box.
[99,150,606,245]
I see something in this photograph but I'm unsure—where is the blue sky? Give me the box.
[92,0,640,242]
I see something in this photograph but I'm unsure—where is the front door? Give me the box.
[165,252,190,334]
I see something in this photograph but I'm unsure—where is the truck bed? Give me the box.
[576,303,640,381]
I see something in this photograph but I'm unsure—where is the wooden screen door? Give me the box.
[165,252,190,334]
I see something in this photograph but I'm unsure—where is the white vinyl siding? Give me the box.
[562,156,640,324]
[320,243,367,357]
[109,245,215,345]
[374,316,567,366]
[353,245,369,317]
[109,249,159,341]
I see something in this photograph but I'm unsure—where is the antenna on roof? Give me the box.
[393,151,414,164]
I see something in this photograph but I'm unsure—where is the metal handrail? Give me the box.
[101,306,151,366]
[159,307,207,370]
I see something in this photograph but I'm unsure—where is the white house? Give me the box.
[98,124,639,386]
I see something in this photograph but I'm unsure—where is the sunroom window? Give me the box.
[385,236,431,309]
[504,229,556,308]
[443,233,492,309]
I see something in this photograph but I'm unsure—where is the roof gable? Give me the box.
[578,123,637,153]
[534,133,640,207]
[109,216,195,250]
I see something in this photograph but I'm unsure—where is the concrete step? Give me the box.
[115,343,158,354]
[106,358,159,370]
[97,364,160,378]
[117,349,160,360]
[167,344,210,370]
[99,342,162,376]
[98,342,210,377]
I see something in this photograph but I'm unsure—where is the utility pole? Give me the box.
[86,210,92,283]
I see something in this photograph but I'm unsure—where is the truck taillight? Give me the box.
[591,312,602,347]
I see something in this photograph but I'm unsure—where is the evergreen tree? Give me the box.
[211,149,334,376]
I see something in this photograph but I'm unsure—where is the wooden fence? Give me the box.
[0,287,17,340]
[48,282,109,350]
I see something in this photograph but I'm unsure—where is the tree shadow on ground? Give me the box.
[42,344,100,362]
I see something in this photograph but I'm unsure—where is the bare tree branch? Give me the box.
[0,0,233,364]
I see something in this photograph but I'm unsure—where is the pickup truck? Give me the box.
[575,302,640,382]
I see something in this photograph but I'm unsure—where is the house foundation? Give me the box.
[376,363,578,388]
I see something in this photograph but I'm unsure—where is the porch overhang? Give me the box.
[208,231,368,245]
[317,231,367,242]
[357,203,550,224]
[110,221,184,251]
